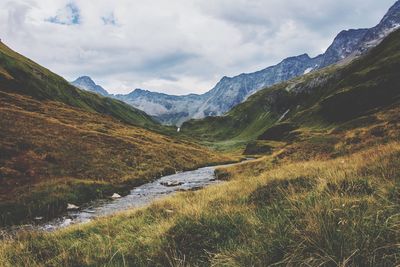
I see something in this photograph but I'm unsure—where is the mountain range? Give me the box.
[72,1,400,126]
[182,28,400,149]
[2,2,400,265]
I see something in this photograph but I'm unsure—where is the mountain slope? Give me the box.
[1,6,400,266]
[92,0,400,126]
[0,43,233,225]
[2,33,400,266]
[182,28,400,151]
[190,0,400,120]
[0,42,159,130]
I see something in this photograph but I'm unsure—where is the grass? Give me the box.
[1,89,399,265]
[0,41,236,225]
[1,17,400,267]
[181,30,400,153]
[0,91,234,225]
[0,134,398,266]
[0,42,168,132]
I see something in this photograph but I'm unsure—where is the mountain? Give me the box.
[357,0,400,53]
[192,53,317,119]
[71,76,109,96]
[182,28,400,150]
[0,41,231,225]
[3,27,400,267]
[190,0,400,120]
[84,0,400,126]
[114,89,207,125]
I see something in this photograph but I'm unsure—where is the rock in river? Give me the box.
[111,193,122,199]
[67,203,79,210]
[160,181,184,187]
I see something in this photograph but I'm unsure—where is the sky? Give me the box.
[0,0,396,95]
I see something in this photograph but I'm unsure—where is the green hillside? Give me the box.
[1,30,399,266]
[1,17,400,267]
[0,43,234,225]
[182,30,400,151]
[0,42,161,130]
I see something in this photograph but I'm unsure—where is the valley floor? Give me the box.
[1,105,399,266]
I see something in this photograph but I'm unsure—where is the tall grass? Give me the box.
[0,92,234,226]
[0,142,398,266]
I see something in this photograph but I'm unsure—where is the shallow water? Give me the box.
[32,163,236,231]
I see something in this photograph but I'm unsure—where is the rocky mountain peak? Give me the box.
[357,1,400,52]
[381,0,400,24]
[73,76,97,87]
[71,76,109,96]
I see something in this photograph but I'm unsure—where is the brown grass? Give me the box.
[0,90,234,225]
[0,102,399,266]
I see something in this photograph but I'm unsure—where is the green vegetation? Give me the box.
[1,104,399,265]
[0,42,164,131]
[1,19,400,267]
[0,44,234,225]
[182,30,400,152]
[0,90,233,225]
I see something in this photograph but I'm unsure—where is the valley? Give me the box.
[0,42,233,226]
[1,1,400,266]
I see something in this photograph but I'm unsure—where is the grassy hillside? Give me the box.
[0,42,162,130]
[1,93,398,266]
[0,43,234,225]
[182,29,400,151]
[1,23,400,267]
[0,90,233,225]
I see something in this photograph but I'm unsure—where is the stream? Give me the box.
[26,162,238,231]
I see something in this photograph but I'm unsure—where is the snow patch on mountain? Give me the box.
[303,68,313,74]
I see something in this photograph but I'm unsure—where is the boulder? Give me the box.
[160,181,184,187]
[67,203,79,210]
[111,193,122,199]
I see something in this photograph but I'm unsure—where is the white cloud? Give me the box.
[0,0,396,94]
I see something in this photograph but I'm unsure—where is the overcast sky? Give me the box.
[0,0,396,95]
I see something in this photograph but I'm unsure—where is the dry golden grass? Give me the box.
[0,90,234,225]
[0,134,398,266]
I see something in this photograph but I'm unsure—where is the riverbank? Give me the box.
[0,155,236,229]
[19,162,241,232]
[1,141,399,266]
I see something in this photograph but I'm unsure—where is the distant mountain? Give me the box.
[71,76,109,96]
[357,0,400,53]
[192,53,317,119]
[192,0,400,120]
[114,89,206,125]
[74,1,400,126]
[182,28,400,147]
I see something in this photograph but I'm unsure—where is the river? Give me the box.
[29,162,238,231]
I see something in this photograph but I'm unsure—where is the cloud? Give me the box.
[0,0,397,95]
[46,2,80,25]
